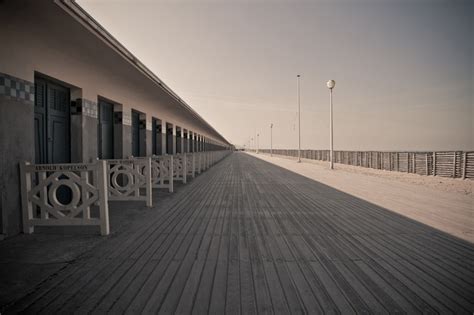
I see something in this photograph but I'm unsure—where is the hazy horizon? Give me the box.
[78,0,473,151]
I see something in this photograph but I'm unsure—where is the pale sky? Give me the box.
[78,0,473,151]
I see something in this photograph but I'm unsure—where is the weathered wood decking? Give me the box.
[6,152,474,314]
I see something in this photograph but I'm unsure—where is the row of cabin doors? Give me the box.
[99,103,143,159]
[34,78,163,162]
[101,106,142,158]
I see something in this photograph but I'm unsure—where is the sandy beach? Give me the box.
[247,152,474,243]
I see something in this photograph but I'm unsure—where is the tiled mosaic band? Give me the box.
[0,72,34,104]
[122,110,131,126]
[74,98,98,119]
[112,111,132,126]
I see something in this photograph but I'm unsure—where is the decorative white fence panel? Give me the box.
[200,153,205,173]
[105,158,152,207]
[186,153,195,179]
[173,154,187,183]
[151,155,174,193]
[20,161,110,235]
[195,153,203,174]
[19,150,232,236]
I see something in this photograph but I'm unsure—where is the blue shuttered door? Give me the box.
[132,111,140,157]
[34,78,70,164]
[98,100,114,159]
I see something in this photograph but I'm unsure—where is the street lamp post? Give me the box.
[270,123,273,157]
[297,75,301,163]
[326,80,336,169]
[257,133,259,154]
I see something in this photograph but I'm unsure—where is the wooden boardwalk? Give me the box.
[6,152,474,314]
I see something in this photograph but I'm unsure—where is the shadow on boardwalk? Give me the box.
[1,152,473,314]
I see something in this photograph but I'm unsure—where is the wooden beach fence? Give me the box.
[258,149,473,179]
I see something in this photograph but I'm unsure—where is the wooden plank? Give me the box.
[6,152,474,314]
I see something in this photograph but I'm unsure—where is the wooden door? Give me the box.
[98,100,114,159]
[34,78,70,164]
[131,111,140,157]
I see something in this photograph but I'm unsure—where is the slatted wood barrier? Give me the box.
[258,149,473,179]
[105,158,152,207]
[20,161,110,235]
[20,151,232,235]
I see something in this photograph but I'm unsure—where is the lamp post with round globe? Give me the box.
[270,123,273,157]
[327,80,335,170]
[297,75,301,163]
[257,133,259,154]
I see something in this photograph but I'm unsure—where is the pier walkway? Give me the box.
[3,152,474,314]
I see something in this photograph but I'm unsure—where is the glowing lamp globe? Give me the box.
[326,80,336,89]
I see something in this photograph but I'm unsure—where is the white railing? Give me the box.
[173,154,187,184]
[196,152,203,174]
[104,158,152,207]
[151,155,174,193]
[20,161,110,235]
[186,153,195,179]
[19,150,232,235]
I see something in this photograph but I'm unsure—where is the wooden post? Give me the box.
[183,154,187,184]
[433,152,436,176]
[197,153,201,175]
[425,153,429,176]
[81,171,91,219]
[413,153,416,174]
[97,160,110,236]
[146,157,152,207]
[19,161,34,234]
[192,153,195,178]
[39,172,48,219]
[462,152,467,179]
[453,152,457,178]
[169,156,174,193]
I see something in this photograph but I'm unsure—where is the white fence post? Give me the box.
[19,161,34,234]
[197,153,202,174]
[146,157,152,207]
[183,154,187,184]
[97,160,110,235]
[169,156,174,192]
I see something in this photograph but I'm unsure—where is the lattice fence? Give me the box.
[151,155,174,193]
[105,158,152,207]
[173,154,187,183]
[20,161,110,235]
[186,153,195,179]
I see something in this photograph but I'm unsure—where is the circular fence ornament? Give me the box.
[48,179,81,209]
[110,168,134,191]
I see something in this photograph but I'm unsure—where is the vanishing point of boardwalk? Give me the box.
[6,153,474,314]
